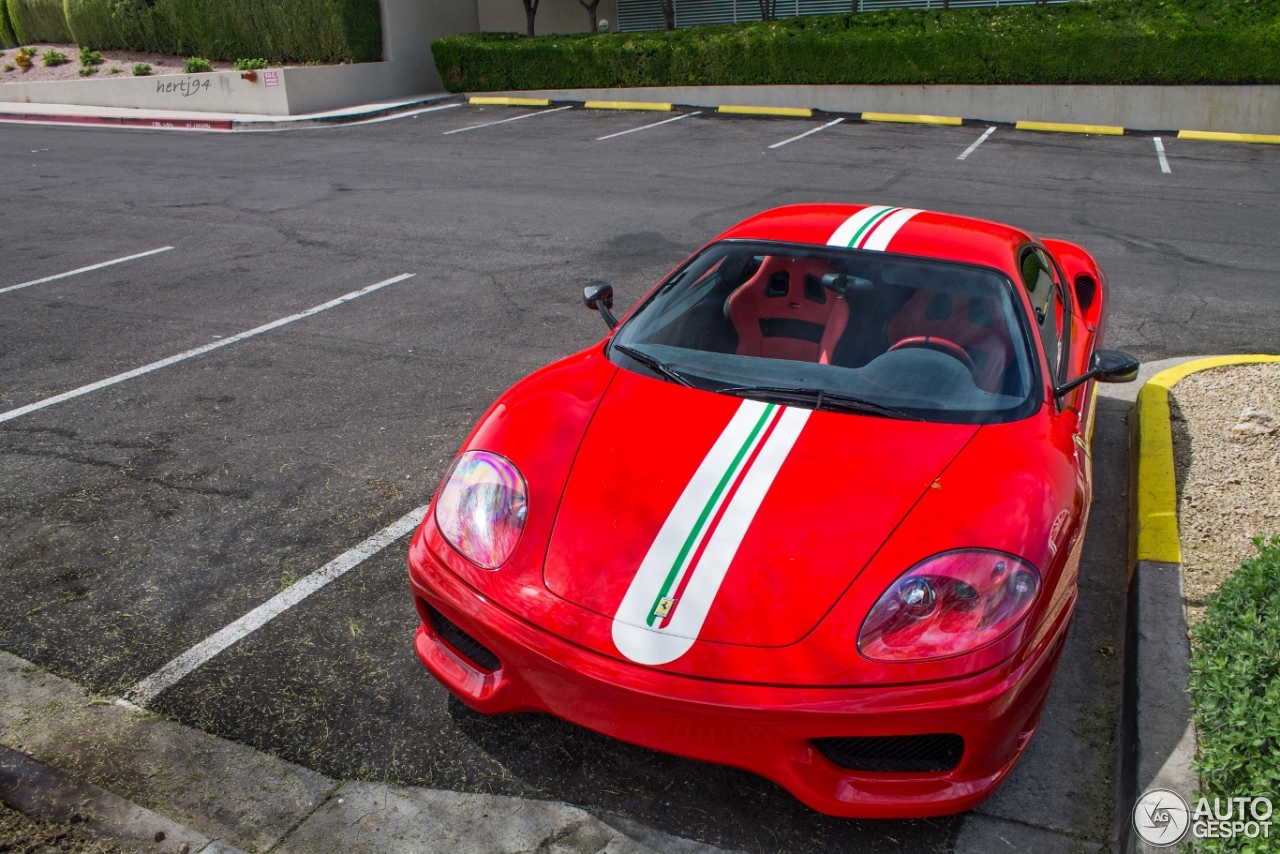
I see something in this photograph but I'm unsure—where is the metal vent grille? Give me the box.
[426,604,501,672]
[813,734,964,772]
[1074,274,1097,311]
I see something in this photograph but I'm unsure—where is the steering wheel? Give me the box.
[887,335,975,374]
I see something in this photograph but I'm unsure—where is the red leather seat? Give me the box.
[885,290,1013,392]
[726,257,849,364]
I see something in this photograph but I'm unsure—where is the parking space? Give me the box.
[3,104,1280,853]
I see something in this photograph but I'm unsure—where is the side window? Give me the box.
[1019,249,1065,382]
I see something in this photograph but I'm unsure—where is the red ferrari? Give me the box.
[407,204,1138,818]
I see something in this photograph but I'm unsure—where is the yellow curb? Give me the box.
[584,100,672,112]
[1016,120,1125,136]
[1178,129,1280,145]
[1130,355,1280,575]
[718,105,813,118]
[468,97,551,107]
[860,111,962,127]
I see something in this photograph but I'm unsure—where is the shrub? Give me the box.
[182,55,212,72]
[78,45,102,66]
[0,0,18,49]
[1189,535,1280,854]
[108,64,119,73]
[434,0,1280,91]
[63,0,381,64]
[3,62,13,71]
[234,57,268,70]
[77,64,94,74]
[40,47,68,66]
[7,0,71,44]
[132,61,150,75]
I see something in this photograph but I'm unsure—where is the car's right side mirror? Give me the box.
[1055,349,1140,398]
[583,281,617,329]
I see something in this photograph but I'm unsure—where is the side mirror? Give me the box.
[583,281,617,329]
[1055,349,1140,398]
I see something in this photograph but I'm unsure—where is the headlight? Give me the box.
[858,549,1041,662]
[434,451,528,569]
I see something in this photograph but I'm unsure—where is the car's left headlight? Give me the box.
[434,451,528,569]
[858,549,1041,662]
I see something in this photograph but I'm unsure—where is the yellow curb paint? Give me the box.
[860,111,962,127]
[1130,355,1280,576]
[718,105,813,118]
[1178,129,1280,145]
[584,100,673,112]
[1016,120,1124,136]
[469,97,551,107]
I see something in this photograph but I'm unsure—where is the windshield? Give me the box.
[610,240,1040,424]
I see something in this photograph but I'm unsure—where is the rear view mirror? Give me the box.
[821,273,873,295]
[1055,349,1140,398]
[583,281,617,329]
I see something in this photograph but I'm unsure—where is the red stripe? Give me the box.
[855,207,899,249]
[0,114,233,131]
[658,406,785,629]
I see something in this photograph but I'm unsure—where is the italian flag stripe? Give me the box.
[826,205,925,252]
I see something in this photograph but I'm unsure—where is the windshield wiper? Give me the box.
[614,345,694,387]
[718,385,922,421]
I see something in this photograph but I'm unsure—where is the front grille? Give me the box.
[425,604,501,672]
[813,734,964,773]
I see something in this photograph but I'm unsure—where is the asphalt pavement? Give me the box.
[2,105,1278,854]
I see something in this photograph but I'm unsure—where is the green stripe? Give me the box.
[847,207,897,249]
[645,403,776,626]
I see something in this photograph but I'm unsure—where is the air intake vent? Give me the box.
[1074,275,1097,311]
[813,734,964,773]
[425,604,501,672]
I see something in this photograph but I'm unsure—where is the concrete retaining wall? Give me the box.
[499,84,1280,134]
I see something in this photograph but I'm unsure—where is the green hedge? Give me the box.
[1,1,19,49]
[6,0,380,63]
[433,0,1280,90]
[1189,536,1280,854]
[8,0,71,43]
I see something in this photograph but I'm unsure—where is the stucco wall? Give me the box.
[478,0,620,34]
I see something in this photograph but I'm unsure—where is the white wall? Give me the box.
[382,0,479,93]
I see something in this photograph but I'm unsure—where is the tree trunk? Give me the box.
[659,0,675,30]
[524,0,539,36]
[579,0,601,31]
[758,0,776,20]
[942,0,949,9]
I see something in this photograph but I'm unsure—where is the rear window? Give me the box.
[609,240,1040,424]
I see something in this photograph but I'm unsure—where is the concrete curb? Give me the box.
[1120,355,1280,853]
[484,84,1280,138]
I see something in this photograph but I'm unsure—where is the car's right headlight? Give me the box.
[434,451,528,570]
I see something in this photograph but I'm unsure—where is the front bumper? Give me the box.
[408,533,1070,819]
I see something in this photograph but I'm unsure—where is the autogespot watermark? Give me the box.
[1133,788,1274,847]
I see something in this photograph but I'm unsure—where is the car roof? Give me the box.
[715,204,1035,282]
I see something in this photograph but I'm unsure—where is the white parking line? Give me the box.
[596,111,702,141]
[347,102,461,126]
[957,126,997,161]
[1,246,173,296]
[442,105,573,135]
[1153,136,1172,173]
[123,506,429,707]
[0,273,414,424]
[767,117,845,150]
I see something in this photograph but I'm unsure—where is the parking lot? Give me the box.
[2,103,1279,853]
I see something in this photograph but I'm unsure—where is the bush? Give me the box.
[234,57,268,70]
[132,61,149,75]
[78,45,101,66]
[0,0,18,49]
[63,0,381,64]
[1189,536,1280,854]
[76,64,93,74]
[182,55,212,72]
[40,47,67,65]
[433,0,1280,91]
[7,0,71,44]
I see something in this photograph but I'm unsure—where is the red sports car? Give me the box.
[407,204,1138,818]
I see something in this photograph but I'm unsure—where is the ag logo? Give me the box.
[1133,788,1190,846]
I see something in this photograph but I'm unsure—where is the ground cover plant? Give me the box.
[132,61,150,75]
[40,46,66,65]
[434,0,1280,90]
[3,0,379,64]
[235,57,268,70]
[1189,536,1280,853]
[182,55,211,72]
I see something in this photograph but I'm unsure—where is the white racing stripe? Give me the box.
[612,403,810,665]
[826,205,893,249]
[0,273,414,424]
[1,246,173,295]
[861,207,923,251]
[124,506,429,707]
[826,205,924,252]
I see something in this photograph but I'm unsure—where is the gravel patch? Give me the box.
[1171,362,1280,627]
[0,43,322,83]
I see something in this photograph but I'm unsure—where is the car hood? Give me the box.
[543,368,979,661]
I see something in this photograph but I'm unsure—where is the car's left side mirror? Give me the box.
[1055,349,1141,398]
[583,281,617,329]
